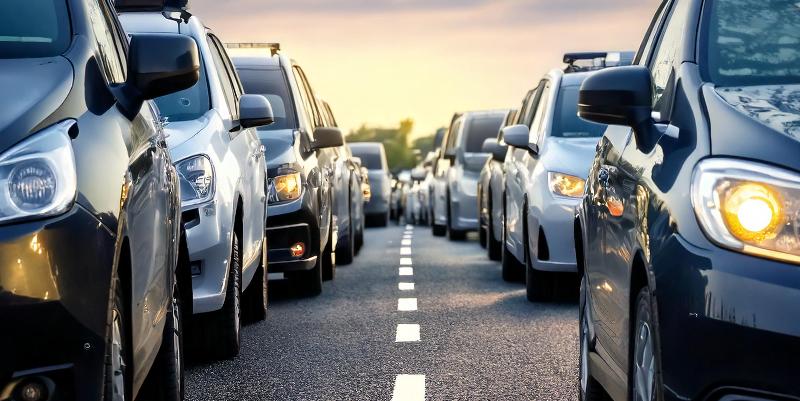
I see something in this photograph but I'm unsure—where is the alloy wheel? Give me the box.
[633,320,655,401]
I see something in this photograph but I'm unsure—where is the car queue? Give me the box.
[0,0,371,400]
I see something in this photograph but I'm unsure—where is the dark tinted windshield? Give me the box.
[237,67,297,131]
[707,0,800,86]
[463,116,504,152]
[351,147,383,170]
[0,0,71,59]
[154,50,210,122]
[552,86,607,138]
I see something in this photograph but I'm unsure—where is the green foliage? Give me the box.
[348,119,416,172]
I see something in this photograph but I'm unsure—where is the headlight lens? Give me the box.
[269,172,302,203]
[692,159,800,264]
[548,172,585,198]
[176,155,214,205]
[0,120,77,224]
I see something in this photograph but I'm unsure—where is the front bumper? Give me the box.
[266,195,320,274]
[364,193,389,216]
[449,187,479,231]
[655,234,800,400]
[0,205,115,401]
[531,197,579,272]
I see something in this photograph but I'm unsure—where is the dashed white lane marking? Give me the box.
[398,282,415,291]
[405,225,414,230]
[401,239,412,246]
[399,267,413,276]
[400,257,413,265]
[403,230,413,235]
[391,374,425,401]
[398,298,418,311]
[267,273,285,280]
[400,247,412,255]
[395,324,420,342]
[402,234,413,240]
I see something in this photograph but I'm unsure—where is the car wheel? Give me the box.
[301,251,323,296]
[632,287,662,401]
[105,279,129,401]
[337,198,355,265]
[501,214,523,282]
[446,192,467,241]
[207,233,241,359]
[432,223,446,236]
[378,212,389,227]
[243,252,268,323]
[140,270,184,401]
[479,225,487,248]
[322,220,336,281]
[487,196,502,261]
[579,274,608,401]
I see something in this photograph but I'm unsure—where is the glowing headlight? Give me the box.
[269,172,302,203]
[0,120,77,224]
[548,172,585,199]
[176,155,214,205]
[692,159,800,264]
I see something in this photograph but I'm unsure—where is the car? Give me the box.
[478,109,517,257]
[119,6,272,360]
[442,110,508,240]
[431,114,462,236]
[0,0,200,399]
[392,170,412,223]
[317,98,364,265]
[231,44,344,296]
[575,1,800,400]
[405,168,428,225]
[503,54,626,300]
[349,142,391,226]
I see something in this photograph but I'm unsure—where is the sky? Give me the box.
[191,0,659,138]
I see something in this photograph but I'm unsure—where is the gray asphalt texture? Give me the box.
[186,224,580,401]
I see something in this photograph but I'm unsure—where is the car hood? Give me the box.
[260,129,296,171]
[716,85,800,140]
[0,57,73,153]
[163,113,213,149]
[543,137,599,178]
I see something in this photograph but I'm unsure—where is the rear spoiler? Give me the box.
[226,43,281,56]
[563,51,635,73]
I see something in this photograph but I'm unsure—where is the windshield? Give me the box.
[0,0,71,59]
[351,148,383,170]
[154,48,211,122]
[706,0,800,86]
[462,116,504,152]
[552,86,607,138]
[237,67,297,131]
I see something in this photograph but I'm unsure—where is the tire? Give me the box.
[206,233,242,360]
[378,212,389,227]
[479,225,487,248]
[355,222,364,253]
[631,287,662,401]
[322,222,336,281]
[140,271,184,401]
[446,192,467,241]
[525,224,556,302]
[487,195,502,261]
[301,253,323,296]
[337,198,355,265]
[243,253,268,323]
[579,274,609,401]
[432,224,446,237]
[104,278,129,401]
[501,213,523,282]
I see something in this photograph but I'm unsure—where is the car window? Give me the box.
[0,0,71,59]
[207,36,238,119]
[237,67,297,131]
[520,83,546,128]
[529,81,553,143]
[446,118,463,152]
[551,86,608,138]
[635,1,670,66]
[648,0,692,113]
[87,0,126,83]
[706,0,800,86]
[292,66,322,132]
[208,35,241,119]
[154,49,211,122]
[462,116,505,152]
[352,149,383,170]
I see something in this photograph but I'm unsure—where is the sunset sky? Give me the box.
[191,0,659,138]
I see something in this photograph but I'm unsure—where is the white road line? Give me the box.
[400,257,413,265]
[398,282,415,291]
[398,298,418,311]
[401,239,412,246]
[267,273,285,280]
[400,247,412,255]
[402,234,413,239]
[399,267,413,276]
[395,324,420,342]
[391,374,425,401]
[405,225,414,230]
[403,230,413,235]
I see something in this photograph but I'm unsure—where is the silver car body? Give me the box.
[120,13,267,314]
[349,142,391,220]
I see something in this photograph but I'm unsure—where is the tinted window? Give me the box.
[552,86,607,138]
[0,0,71,59]
[707,0,800,86]
[463,116,504,152]
[88,0,127,83]
[351,148,382,169]
[649,0,691,111]
[207,37,238,117]
[155,52,210,122]
[237,68,297,131]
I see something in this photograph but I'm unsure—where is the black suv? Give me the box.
[576,0,800,400]
[233,46,343,296]
[0,0,199,400]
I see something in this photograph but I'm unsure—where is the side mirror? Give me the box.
[443,148,456,162]
[118,33,199,118]
[502,124,531,149]
[239,94,274,128]
[312,127,344,150]
[482,138,507,162]
[411,168,427,181]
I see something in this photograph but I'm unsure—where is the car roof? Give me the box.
[349,142,383,152]
[231,54,284,69]
[117,10,204,36]
[460,109,509,120]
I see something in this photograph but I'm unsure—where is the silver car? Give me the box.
[349,143,391,226]
[439,111,508,240]
[120,10,270,359]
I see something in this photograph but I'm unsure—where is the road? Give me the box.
[186,224,579,401]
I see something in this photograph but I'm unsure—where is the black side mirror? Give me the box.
[239,94,274,128]
[481,138,508,162]
[118,33,199,119]
[312,127,344,150]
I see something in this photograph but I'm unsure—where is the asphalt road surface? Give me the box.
[186,224,579,401]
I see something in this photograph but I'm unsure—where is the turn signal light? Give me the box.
[290,242,305,258]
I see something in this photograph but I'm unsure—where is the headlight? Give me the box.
[0,120,77,224]
[176,155,214,205]
[692,158,800,264]
[269,171,301,203]
[548,172,585,199]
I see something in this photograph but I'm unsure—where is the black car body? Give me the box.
[478,109,517,259]
[233,48,343,296]
[576,1,800,400]
[0,0,199,399]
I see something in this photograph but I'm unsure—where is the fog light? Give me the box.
[16,378,49,401]
[290,243,305,258]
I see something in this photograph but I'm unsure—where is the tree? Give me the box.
[349,119,417,172]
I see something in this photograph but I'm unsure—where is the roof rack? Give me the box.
[114,0,188,11]
[226,43,281,56]
[563,51,635,73]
